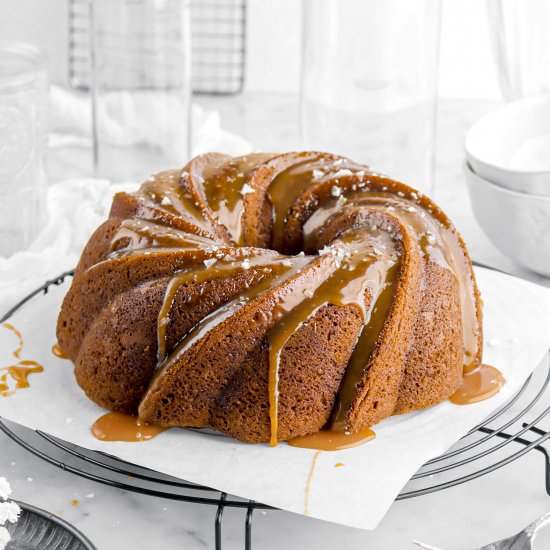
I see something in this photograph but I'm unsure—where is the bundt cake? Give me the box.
[56,151,483,445]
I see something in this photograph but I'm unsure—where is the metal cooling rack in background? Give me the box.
[68,0,246,95]
[1,269,550,549]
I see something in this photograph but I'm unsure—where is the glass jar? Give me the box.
[90,0,192,182]
[300,0,441,194]
[0,43,48,258]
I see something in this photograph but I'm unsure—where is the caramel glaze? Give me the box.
[91,411,167,442]
[289,427,375,451]
[303,190,481,374]
[0,361,44,397]
[2,323,23,359]
[304,450,321,515]
[141,255,312,405]
[197,153,275,245]
[52,343,69,359]
[156,254,303,365]
[111,219,218,254]
[136,169,213,232]
[450,364,505,405]
[267,155,368,251]
[96,151,500,449]
[1,323,44,397]
[267,227,401,444]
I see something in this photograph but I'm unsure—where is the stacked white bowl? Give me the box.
[464,94,550,277]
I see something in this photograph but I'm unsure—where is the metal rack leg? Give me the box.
[245,503,254,550]
[524,425,550,496]
[215,493,227,550]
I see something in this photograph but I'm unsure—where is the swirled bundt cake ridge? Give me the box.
[57,151,482,444]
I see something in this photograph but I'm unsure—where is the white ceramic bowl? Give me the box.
[464,161,550,277]
[465,94,550,197]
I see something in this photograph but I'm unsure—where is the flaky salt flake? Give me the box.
[0,480,11,502]
[356,170,365,178]
[319,245,332,256]
[333,159,344,166]
[281,259,292,267]
[241,259,251,270]
[386,206,396,212]
[86,493,95,499]
[405,206,417,213]
[331,169,353,179]
[331,186,341,197]
[304,289,314,298]
[410,192,419,200]
[240,183,255,196]
[160,196,171,206]
[336,195,347,207]
[297,251,305,257]
[26,478,33,483]
[425,232,436,245]
[312,169,324,180]
[203,258,217,268]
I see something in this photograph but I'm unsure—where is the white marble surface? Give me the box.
[2,93,550,550]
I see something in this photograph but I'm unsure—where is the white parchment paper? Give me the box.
[0,267,549,530]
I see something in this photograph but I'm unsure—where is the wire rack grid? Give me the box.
[68,0,247,95]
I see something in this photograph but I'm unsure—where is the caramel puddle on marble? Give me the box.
[450,364,505,405]
[304,450,321,516]
[51,343,69,359]
[91,411,167,442]
[0,324,44,397]
[288,427,376,451]
[2,323,23,358]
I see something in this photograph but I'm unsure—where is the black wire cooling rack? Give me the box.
[1,269,550,550]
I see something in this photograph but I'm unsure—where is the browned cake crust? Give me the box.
[57,151,483,443]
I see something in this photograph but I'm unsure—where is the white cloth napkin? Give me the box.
[49,85,252,158]
[0,180,136,314]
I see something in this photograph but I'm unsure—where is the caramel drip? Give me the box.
[137,169,210,230]
[111,219,218,253]
[156,254,298,364]
[450,364,504,405]
[91,411,167,442]
[289,427,375,451]
[330,264,400,431]
[52,343,68,359]
[304,450,321,515]
[0,361,44,397]
[267,154,369,251]
[267,228,401,445]
[200,153,274,245]
[2,323,23,359]
[140,256,312,408]
[303,190,481,379]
